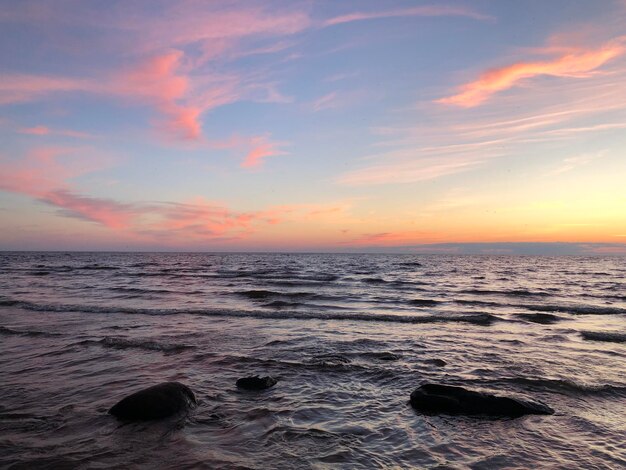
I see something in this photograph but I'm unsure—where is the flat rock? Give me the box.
[236,376,277,390]
[410,383,554,418]
[109,381,196,421]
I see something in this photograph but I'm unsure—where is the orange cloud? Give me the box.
[438,38,626,107]
[348,231,436,246]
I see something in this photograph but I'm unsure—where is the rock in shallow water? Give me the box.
[410,383,554,418]
[236,376,277,390]
[109,382,196,421]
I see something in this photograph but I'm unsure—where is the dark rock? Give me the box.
[236,376,277,390]
[410,383,554,418]
[109,382,196,421]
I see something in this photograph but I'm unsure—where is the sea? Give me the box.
[0,252,625,469]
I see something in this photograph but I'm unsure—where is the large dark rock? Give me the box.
[109,382,196,421]
[236,376,277,390]
[410,383,554,418]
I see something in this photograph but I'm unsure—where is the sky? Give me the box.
[0,0,625,254]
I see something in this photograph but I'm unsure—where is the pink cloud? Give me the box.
[241,136,288,169]
[19,125,50,135]
[41,190,137,229]
[311,92,338,111]
[0,74,94,105]
[114,50,206,140]
[0,146,298,239]
[0,146,105,196]
[18,125,94,139]
[438,38,626,107]
[324,5,492,26]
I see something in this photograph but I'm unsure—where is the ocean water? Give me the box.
[0,252,625,469]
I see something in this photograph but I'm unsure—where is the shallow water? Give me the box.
[0,252,625,469]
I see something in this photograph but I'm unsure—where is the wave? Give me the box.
[514,313,562,324]
[362,277,387,284]
[0,297,496,325]
[455,298,626,316]
[521,303,626,315]
[76,265,119,271]
[397,261,423,268]
[0,326,60,337]
[489,376,626,397]
[408,299,442,307]
[238,290,316,300]
[580,331,626,344]
[80,336,194,353]
[460,288,552,297]
[107,286,190,295]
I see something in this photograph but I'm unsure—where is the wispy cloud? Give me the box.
[241,136,288,169]
[18,125,94,139]
[324,5,492,27]
[550,149,608,175]
[438,37,626,107]
[338,31,626,186]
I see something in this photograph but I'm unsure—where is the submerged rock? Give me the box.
[109,382,196,421]
[410,383,554,418]
[236,376,277,390]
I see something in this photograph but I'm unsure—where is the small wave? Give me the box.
[522,304,626,315]
[362,277,387,284]
[0,297,496,325]
[460,288,551,297]
[398,261,423,268]
[238,290,316,301]
[455,299,504,308]
[514,313,562,324]
[359,351,401,361]
[0,326,60,337]
[83,336,194,353]
[309,354,352,366]
[263,300,303,308]
[108,286,175,295]
[580,331,626,344]
[492,377,626,397]
[30,271,51,276]
[408,299,442,307]
[77,265,119,271]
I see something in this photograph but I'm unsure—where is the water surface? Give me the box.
[1,253,625,468]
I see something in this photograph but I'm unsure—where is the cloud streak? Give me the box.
[438,37,626,107]
[324,5,492,26]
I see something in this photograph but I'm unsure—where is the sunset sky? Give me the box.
[1,0,625,253]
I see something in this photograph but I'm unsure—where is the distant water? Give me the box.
[1,252,625,469]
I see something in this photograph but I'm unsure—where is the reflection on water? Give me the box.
[0,253,625,468]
